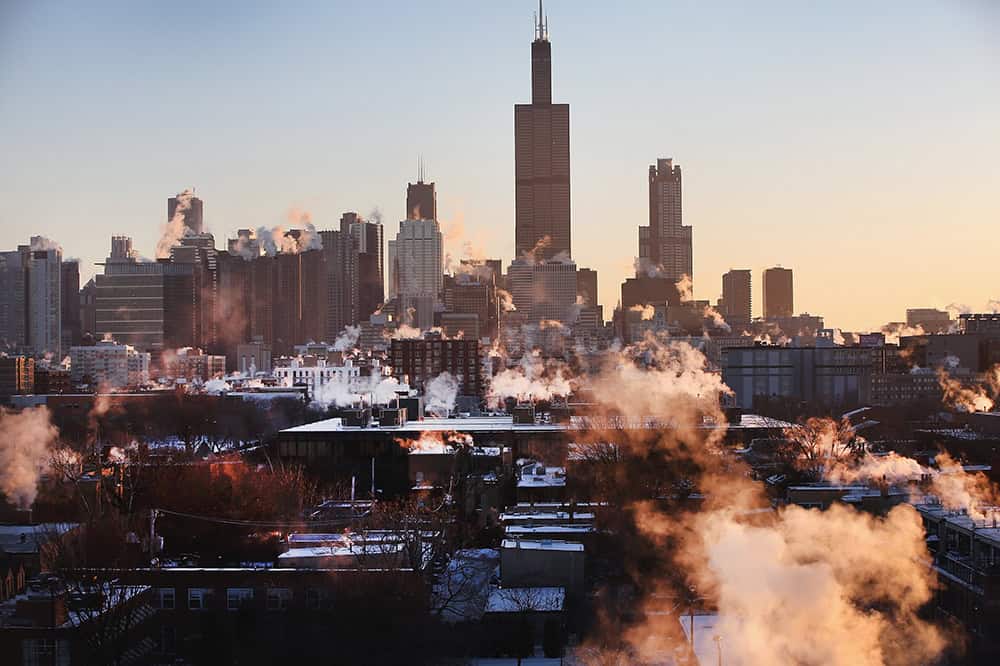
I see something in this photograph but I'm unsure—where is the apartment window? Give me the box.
[188,588,214,610]
[226,587,253,610]
[156,587,175,610]
[266,587,292,611]
[305,587,329,610]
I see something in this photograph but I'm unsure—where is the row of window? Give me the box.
[156,587,320,611]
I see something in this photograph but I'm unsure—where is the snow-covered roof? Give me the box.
[279,413,790,435]
[485,586,565,613]
[504,525,596,536]
[517,465,566,488]
[501,539,584,553]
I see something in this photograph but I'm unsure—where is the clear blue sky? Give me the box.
[2,0,998,330]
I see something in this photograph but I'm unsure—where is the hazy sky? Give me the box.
[1,1,998,331]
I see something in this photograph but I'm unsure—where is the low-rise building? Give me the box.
[69,340,150,389]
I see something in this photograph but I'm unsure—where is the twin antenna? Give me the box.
[534,0,549,41]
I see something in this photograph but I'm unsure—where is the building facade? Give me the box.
[387,219,443,303]
[514,11,571,261]
[721,269,752,330]
[638,158,691,283]
[762,267,794,319]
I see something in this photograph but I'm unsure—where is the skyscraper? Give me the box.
[22,239,62,358]
[406,163,437,221]
[638,158,691,283]
[721,269,752,329]
[514,3,571,261]
[60,260,81,350]
[0,250,26,351]
[388,219,444,301]
[346,213,384,321]
[762,267,794,319]
[168,191,204,234]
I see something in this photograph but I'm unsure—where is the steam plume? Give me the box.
[0,407,60,508]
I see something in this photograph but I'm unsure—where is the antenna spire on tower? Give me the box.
[535,0,548,41]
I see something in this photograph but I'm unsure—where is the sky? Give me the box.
[1,0,998,332]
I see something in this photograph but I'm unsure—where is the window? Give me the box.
[156,587,175,610]
[266,587,292,611]
[305,587,330,610]
[188,588,214,610]
[226,587,253,610]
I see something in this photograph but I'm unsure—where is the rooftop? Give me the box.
[501,539,584,553]
[279,413,791,436]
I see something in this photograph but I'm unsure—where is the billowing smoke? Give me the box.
[0,407,60,508]
[395,430,473,454]
[702,305,731,332]
[333,325,361,352]
[424,372,459,417]
[311,374,403,410]
[156,188,195,259]
[496,289,516,312]
[937,364,998,413]
[255,208,323,256]
[487,352,573,407]
[638,502,948,666]
[521,235,552,264]
[628,304,655,321]
[880,322,925,345]
[675,274,693,303]
[566,334,961,663]
[389,324,425,340]
[29,236,62,252]
[945,302,971,318]
[204,377,231,394]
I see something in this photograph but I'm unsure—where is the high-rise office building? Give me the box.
[576,267,598,307]
[721,269,752,329]
[344,213,384,321]
[22,240,63,358]
[321,225,358,340]
[168,191,204,234]
[762,267,794,319]
[60,260,81,350]
[406,165,437,221]
[638,158,691,283]
[387,219,444,301]
[906,308,951,334]
[507,258,578,325]
[0,250,27,351]
[95,237,197,361]
[514,5,571,261]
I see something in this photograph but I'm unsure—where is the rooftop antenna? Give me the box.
[418,154,425,183]
[535,0,548,41]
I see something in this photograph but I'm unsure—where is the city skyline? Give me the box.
[1,1,998,330]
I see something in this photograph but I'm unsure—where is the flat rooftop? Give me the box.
[280,413,790,435]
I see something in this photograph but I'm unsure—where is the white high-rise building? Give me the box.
[387,219,443,302]
[70,339,150,388]
[23,239,63,358]
[507,258,578,326]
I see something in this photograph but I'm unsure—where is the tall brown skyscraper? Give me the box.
[514,2,571,261]
[406,161,437,221]
[638,158,691,283]
[762,267,794,319]
[168,192,203,234]
[721,269,752,329]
